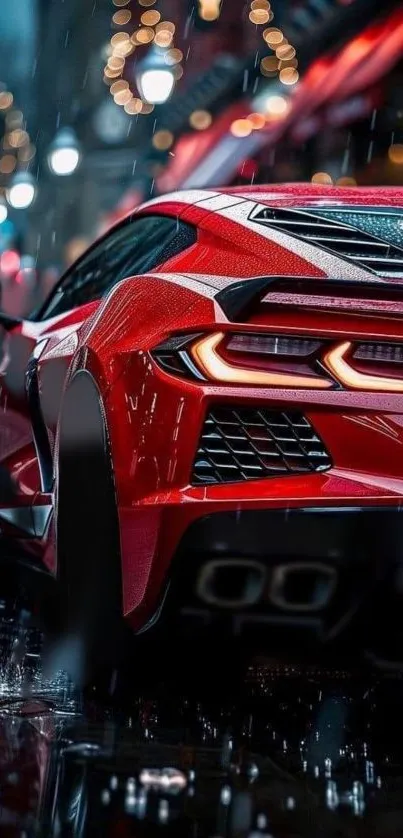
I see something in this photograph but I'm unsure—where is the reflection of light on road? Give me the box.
[139,767,187,793]
[0,598,76,712]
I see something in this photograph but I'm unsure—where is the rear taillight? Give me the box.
[324,341,403,392]
[152,331,330,388]
[152,332,403,392]
[226,334,321,357]
[192,331,330,388]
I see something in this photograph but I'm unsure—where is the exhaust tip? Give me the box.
[269,562,337,613]
[196,559,266,609]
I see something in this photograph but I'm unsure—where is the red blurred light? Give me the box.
[0,250,20,276]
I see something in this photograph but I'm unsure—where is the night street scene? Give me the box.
[1,0,403,835]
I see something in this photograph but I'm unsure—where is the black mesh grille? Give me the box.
[251,206,403,277]
[192,406,331,485]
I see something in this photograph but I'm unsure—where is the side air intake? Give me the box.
[192,406,331,485]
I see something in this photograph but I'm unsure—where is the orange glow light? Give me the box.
[389,144,403,165]
[251,0,270,9]
[112,9,132,25]
[311,172,333,184]
[230,118,254,137]
[198,0,222,20]
[110,79,129,95]
[262,27,284,45]
[248,112,266,129]
[260,55,279,76]
[141,10,161,26]
[190,109,212,130]
[279,67,299,85]
[114,89,133,105]
[249,8,272,24]
[191,333,331,388]
[324,341,403,392]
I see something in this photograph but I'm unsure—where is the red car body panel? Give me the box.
[2,184,403,631]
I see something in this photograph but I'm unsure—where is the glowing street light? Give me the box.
[48,127,81,176]
[139,69,175,103]
[7,172,37,209]
[135,48,175,104]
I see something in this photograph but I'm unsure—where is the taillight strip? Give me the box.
[191,332,332,389]
[323,341,403,392]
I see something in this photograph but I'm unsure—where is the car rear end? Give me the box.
[105,255,400,667]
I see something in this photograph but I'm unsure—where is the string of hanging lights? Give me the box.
[104,0,183,117]
[229,0,299,137]
[249,0,299,87]
[0,85,36,183]
[0,84,37,210]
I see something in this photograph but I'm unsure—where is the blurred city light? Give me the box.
[137,68,175,104]
[7,172,36,209]
[198,0,222,21]
[0,249,20,275]
[135,46,176,104]
[48,127,81,176]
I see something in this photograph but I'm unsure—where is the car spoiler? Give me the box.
[215,275,403,321]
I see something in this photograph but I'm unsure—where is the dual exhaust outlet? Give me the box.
[195,558,337,613]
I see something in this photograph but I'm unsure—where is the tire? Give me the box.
[53,370,129,688]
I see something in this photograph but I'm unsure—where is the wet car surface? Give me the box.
[0,583,402,837]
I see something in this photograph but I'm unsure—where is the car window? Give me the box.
[36,215,197,320]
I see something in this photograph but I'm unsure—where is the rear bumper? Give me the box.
[175,505,403,563]
[128,504,403,658]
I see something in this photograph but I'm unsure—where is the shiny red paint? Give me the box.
[2,184,403,631]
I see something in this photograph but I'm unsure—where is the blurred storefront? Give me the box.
[0,0,402,315]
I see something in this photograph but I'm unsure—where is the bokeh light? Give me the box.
[311,172,333,184]
[152,129,174,150]
[230,118,253,137]
[112,10,131,25]
[265,94,289,116]
[189,110,213,130]
[141,10,161,26]
[388,144,403,164]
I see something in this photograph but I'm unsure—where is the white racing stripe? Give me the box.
[140,190,220,210]
[217,200,379,282]
[192,195,247,211]
[151,271,237,296]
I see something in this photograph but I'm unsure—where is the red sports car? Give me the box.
[1,183,403,677]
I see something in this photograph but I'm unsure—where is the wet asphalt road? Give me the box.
[0,587,402,836]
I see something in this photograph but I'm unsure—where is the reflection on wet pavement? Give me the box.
[0,594,402,836]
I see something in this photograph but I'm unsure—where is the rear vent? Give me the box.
[354,342,403,363]
[251,206,403,278]
[192,406,331,485]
